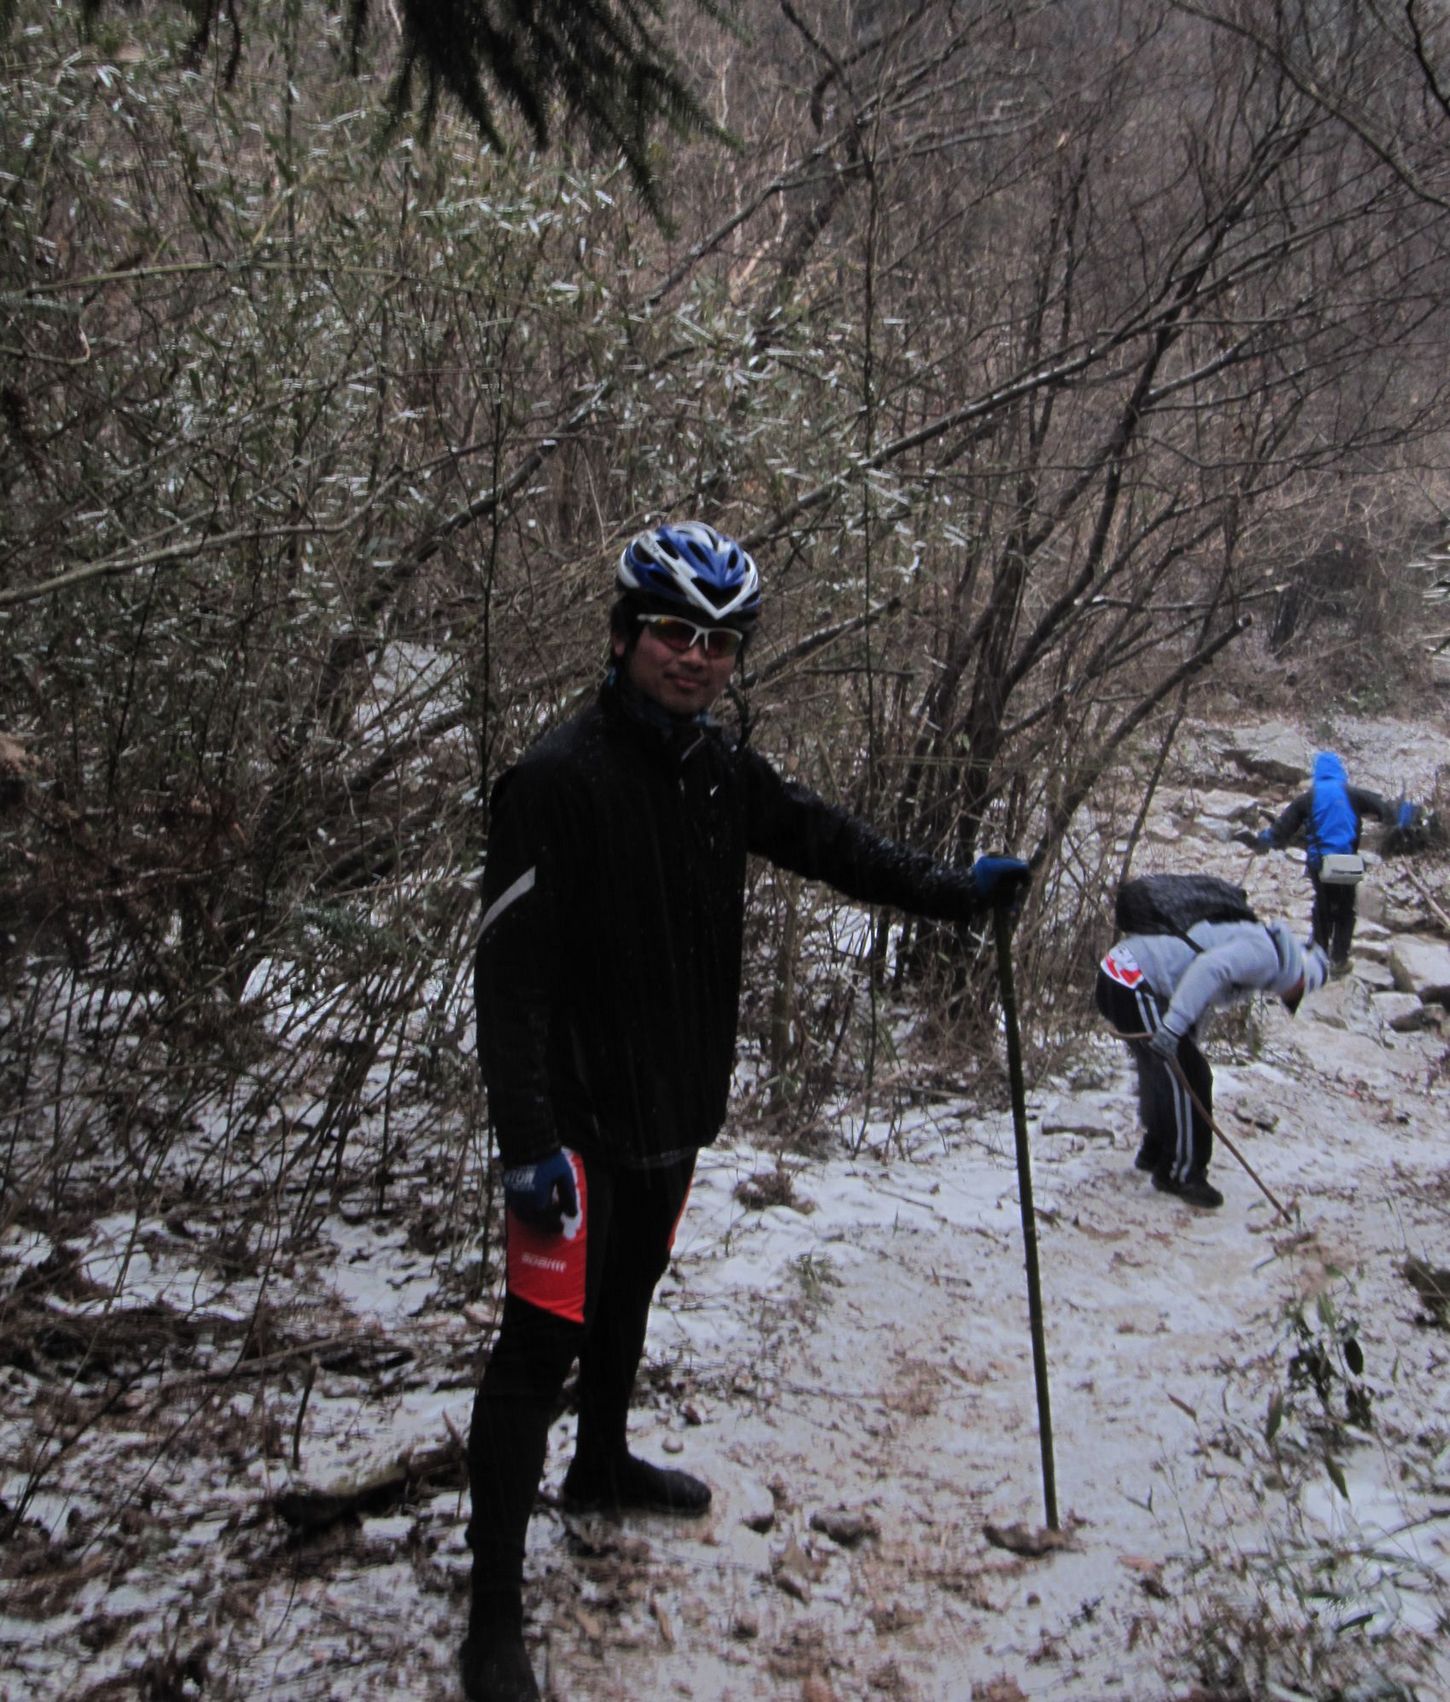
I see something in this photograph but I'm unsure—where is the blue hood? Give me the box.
[1309,750,1357,859]
[1313,751,1347,788]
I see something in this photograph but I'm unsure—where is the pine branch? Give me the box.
[66,2,736,218]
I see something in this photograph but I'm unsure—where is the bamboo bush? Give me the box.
[3,0,1450,1232]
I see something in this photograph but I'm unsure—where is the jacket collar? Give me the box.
[600,669,719,763]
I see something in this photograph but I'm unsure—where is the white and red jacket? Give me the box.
[1101,918,1309,1043]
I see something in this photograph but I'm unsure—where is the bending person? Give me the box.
[1096,915,1328,1210]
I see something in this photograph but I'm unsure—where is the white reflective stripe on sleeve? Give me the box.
[479,867,537,938]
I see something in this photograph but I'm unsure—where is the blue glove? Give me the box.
[1397,801,1416,830]
[1147,1026,1180,1064]
[1254,828,1275,850]
[503,1150,578,1234]
[971,855,1031,910]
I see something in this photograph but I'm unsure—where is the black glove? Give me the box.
[503,1150,578,1234]
[970,855,1031,911]
[1147,1026,1180,1064]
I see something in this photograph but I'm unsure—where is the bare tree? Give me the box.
[5,0,1450,1225]
[1172,0,1450,213]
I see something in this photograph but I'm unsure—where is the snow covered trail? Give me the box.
[519,983,1446,1701]
[4,715,1446,1701]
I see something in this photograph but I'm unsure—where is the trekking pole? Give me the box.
[1165,1053,1295,1224]
[992,905,1059,1532]
[1113,1028,1295,1224]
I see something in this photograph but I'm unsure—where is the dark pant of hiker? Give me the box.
[1095,968,1214,1186]
[1309,870,1357,968]
[464,1149,695,1641]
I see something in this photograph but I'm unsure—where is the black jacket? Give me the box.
[475,677,986,1169]
[1265,784,1392,864]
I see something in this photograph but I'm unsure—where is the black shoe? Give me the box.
[561,1453,712,1516]
[1177,1176,1224,1209]
[1154,1169,1223,1208]
[1134,1141,1159,1173]
[459,1630,540,1702]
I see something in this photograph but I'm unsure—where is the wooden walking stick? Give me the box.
[1163,1051,1296,1224]
[992,905,1059,1531]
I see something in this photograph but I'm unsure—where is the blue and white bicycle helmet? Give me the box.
[617,521,762,627]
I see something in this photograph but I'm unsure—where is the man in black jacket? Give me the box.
[463,521,1030,1701]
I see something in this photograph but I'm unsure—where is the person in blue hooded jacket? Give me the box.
[1247,751,1396,970]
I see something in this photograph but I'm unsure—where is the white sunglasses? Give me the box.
[637,613,745,658]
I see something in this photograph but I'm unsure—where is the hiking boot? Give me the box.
[1152,1170,1223,1209]
[1177,1176,1224,1209]
[458,1629,539,1702]
[1134,1141,1159,1173]
[561,1453,712,1516]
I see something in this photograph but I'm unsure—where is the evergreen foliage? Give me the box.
[371,0,731,213]
[64,0,731,212]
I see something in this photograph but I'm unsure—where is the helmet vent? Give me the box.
[693,578,736,612]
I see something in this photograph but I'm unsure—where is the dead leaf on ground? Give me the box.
[870,1599,925,1634]
[649,1594,675,1648]
[971,1678,1029,1701]
[1119,1553,1170,1598]
[767,1624,828,1680]
[983,1521,1074,1557]
[1404,1255,1450,1327]
[572,1605,605,1641]
[773,1567,811,1603]
[773,1532,825,1583]
[809,1505,879,1547]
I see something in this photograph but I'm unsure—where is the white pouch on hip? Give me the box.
[1319,853,1365,886]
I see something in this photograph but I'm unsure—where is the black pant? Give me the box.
[465,1149,695,1627]
[1095,968,1214,1184]
[1309,870,1357,966]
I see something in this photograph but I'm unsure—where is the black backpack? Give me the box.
[1114,872,1258,945]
